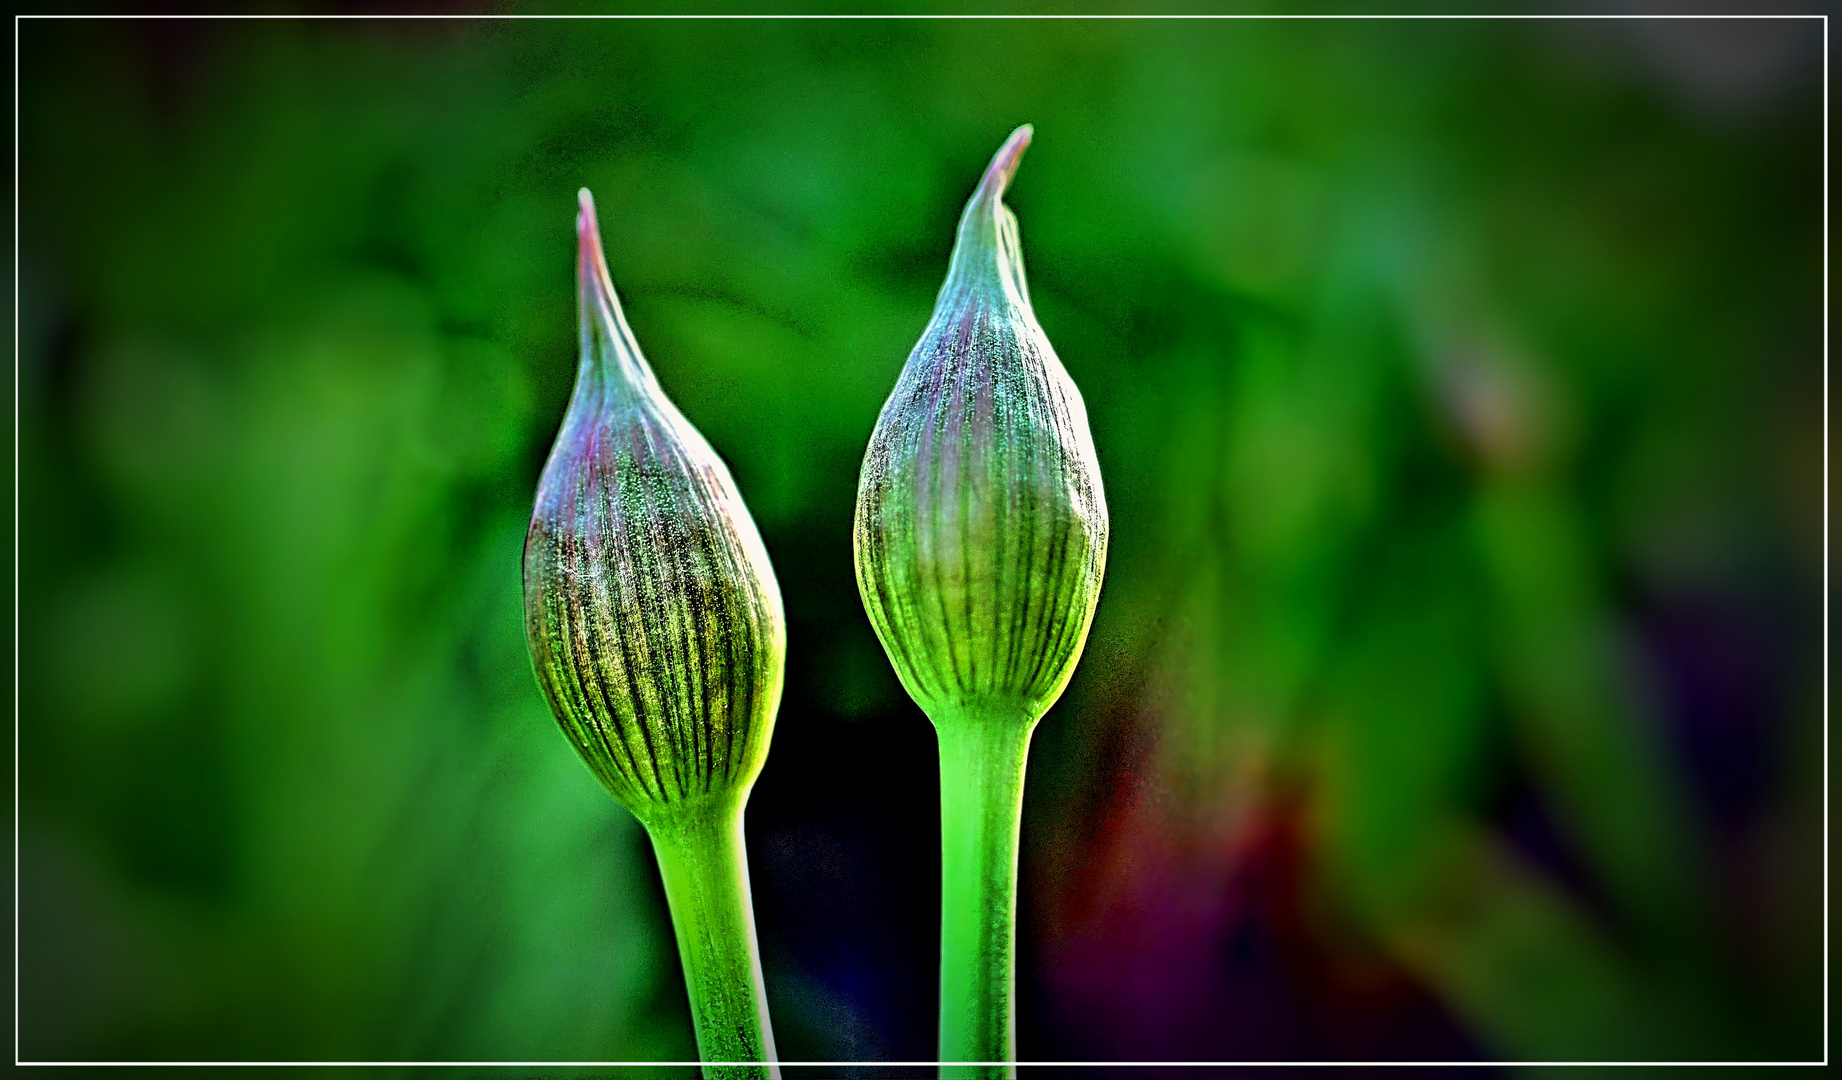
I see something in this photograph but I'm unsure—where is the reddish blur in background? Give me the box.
[15,10,1825,1066]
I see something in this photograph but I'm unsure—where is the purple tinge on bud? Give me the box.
[854,126,1109,727]
[524,189,785,820]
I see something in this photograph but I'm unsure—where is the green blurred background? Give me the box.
[16,11,1825,1066]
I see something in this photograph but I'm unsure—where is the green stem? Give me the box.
[646,802,780,1080]
[935,711,1035,1080]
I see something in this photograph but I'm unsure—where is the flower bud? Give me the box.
[525,189,785,821]
[854,126,1108,727]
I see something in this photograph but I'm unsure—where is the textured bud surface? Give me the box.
[525,189,785,822]
[854,126,1108,727]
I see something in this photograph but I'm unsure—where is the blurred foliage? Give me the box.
[17,13,1823,1065]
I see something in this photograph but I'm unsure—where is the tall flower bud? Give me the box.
[854,125,1108,729]
[853,126,1107,1078]
[524,190,783,1077]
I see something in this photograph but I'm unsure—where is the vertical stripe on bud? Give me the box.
[854,126,1108,727]
[524,189,785,821]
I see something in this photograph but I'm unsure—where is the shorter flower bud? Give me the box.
[524,189,785,821]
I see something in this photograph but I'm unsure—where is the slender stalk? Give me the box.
[935,710,1036,1080]
[646,801,780,1080]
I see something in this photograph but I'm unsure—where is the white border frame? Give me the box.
[9,9,1829,1071]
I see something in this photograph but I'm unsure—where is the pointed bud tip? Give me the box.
[576,187,613,308]
[976,124,1034,203]
[577,188,601,248]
